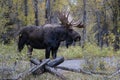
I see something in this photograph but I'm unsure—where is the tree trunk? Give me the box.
[30,57,66,80]
[81,0,87,48]
[24,0,28,25]
[102,0,109,47]
[45,66,66,80]
[95,11,103,48]
[50,0,58,23]
[111,0,119,50]
[47,57,64,67]
[32,0,39,26]
[45,0,51,23]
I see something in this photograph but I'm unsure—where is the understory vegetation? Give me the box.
[0,43,120,80]
[0,42,120,60]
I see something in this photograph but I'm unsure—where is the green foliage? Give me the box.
[53,0,69,11]
[58,46,83,59]
[0,42,120,79]
[0,0,119,49]
[0,42,120,60]
[0,43,18,67]
[83,42,118,57]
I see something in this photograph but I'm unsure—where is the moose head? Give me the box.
[57,11,84,47]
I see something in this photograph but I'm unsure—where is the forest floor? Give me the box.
[0,56,120,80]
[0,44,120,80]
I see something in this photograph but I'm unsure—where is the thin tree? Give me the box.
[81,0,87,48]
[32,0,39,26]
[24,0,28,25]
[107,0,120,50]
[95,11,103,48]
[45,0,51,23]
[50,0,58,23]
[112,0,120,50]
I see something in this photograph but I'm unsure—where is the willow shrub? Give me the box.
[0,42,120,60]
[58,42,120,59]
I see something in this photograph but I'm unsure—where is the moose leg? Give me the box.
[27,46,33,58]
[52,48,58,59]
[45,47,51,59]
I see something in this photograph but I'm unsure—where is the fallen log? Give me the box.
[30,58,41,65]
[45,65,67,80]
[30,58,43,75]
[56,66,92,75]
[56,66,110,75]
[31,57,64,67]
[30,57,66,80]
[47,57,64,67]
[16,59,50,80]
[90,71,110,75]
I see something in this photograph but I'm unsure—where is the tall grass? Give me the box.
[58,42,120,59]
[0,42,120,79]
[82,42,120,57]
[0,42,120,60]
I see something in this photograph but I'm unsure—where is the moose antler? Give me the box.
[57,11,69,26]
[57,11,84,28]
[72,20,84,28]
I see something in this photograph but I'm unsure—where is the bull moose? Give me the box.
[17,11,84,59]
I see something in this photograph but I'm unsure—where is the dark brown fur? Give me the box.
[18,24,81,59]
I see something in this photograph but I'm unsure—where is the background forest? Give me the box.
[0,0,120,80]
[0,0,120,50]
